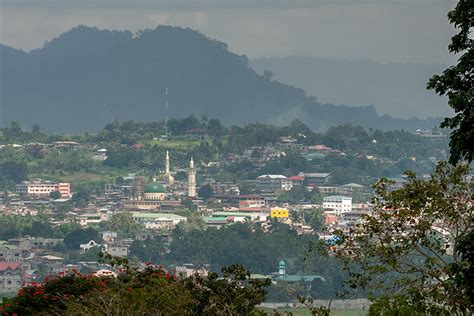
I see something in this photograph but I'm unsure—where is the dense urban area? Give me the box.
[0,0,472,314]
[0,118,450,302]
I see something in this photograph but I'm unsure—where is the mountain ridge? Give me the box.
[0,25,441,132]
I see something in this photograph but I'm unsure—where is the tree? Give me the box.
[198,184,213,200]
[334,162,473,314]
[64,228,102,250]
[107,211,142,238]
[427,0,473,163]
[1,261,270,316]
[32,124,40,133]
[71,188,91,206]
[49,191,61,199]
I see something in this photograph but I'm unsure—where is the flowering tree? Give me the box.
[1,255,271,315]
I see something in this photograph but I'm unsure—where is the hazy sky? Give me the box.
[0,0,457,64]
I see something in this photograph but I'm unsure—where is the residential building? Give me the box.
[16,181,72,198]
[288,175,304,187]
[0,262,23,293]
[299,173,331,185]
[323,195,352,214]
[256,175,292,192]
[175,264,210,278]
[270,207,289,218]
[0,243,22,262]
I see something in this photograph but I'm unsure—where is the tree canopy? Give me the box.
[335,162,473,314]
[427,0,473,163]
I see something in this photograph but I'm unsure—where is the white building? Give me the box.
[256,175,292,192]
[188,157,197,198]
[16,181,72,198]
[323,195,352,214]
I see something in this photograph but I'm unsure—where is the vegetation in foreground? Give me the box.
[0,255,270,316]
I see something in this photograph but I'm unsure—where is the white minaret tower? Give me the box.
[188,157,196,198]
[165,150,170,174]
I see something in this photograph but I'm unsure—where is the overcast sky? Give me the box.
[0,0,458,64]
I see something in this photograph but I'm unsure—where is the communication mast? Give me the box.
[165,87,168,137]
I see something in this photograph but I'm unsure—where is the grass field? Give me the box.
[142,138,203,149]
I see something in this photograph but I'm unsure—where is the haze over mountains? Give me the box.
[251,57,449,119]
[0,25,441,133]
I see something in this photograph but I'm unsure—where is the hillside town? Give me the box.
[0,119,453,297]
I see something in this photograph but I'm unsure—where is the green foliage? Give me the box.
[198,184,214,200]
[0,215,57,239]
[335,162,473,314]
[129,237,166,263]
[183,264,271,315]
[427,0,473,163]
[0,261,269,316]
[169,222,312,274]
[64,228,102,250]
[107,211,142,238]
[49,191,61,199]
[0,160,27,187]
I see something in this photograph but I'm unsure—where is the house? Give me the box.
[0,242,22,262]
[299,173,331,185]
[107,242,129,257]
[256,175,292,193]
[270,207,289,218]
[93,148,108,161]
[184,128,213,141]
[288,175,304,187]
[38,255,64,275]
[0,262,23,293]
[175,264,210,278]
[132,212,186,229]
[80,240,106,253]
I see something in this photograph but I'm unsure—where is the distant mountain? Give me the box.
[0,25,440,133]
[251,56,450,119]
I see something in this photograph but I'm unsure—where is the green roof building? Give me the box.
[144,183,165,193]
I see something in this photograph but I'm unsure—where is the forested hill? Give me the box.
[0,25,440,133]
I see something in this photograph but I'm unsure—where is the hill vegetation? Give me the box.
[0,25,439,133]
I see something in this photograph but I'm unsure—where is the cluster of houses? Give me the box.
[0,139,386,292]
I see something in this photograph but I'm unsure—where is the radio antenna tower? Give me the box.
[165,87,169,136]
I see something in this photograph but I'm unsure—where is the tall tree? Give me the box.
[427,0,473,163]
[335,162,473,314]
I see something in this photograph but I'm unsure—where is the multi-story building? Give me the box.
[299,172,331,185]
[16,181,72,198]
[256,175,292,192]
[0,243,22,262]
[0,262,23,293]
[323,195,352,214]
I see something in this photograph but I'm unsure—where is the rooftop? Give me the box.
[0,262,21,271]
[257,175,287,179]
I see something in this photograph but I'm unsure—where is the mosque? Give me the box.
[123,151,197,210]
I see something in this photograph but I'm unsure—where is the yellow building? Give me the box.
[271,207,289,218]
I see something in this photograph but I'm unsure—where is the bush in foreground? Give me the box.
[0,257,271,315]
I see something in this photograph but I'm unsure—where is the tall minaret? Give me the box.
[165,150,170,174]
[188,157,196,198]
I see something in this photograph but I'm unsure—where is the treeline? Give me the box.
[0,118,448,188]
